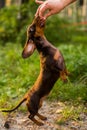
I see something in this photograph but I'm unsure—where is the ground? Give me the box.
[0,101,87,130]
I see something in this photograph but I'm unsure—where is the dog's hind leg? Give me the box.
[26,100,44,126]
[37,113,47,120]
[28,114,44,126]
[36,98,47,120]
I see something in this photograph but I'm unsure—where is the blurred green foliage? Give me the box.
[0,2,37,44]
[45,16,74,43]
[0,6,18,43]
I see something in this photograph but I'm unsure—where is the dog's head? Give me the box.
[22,16,45,58]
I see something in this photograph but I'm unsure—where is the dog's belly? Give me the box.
[36,71,59,98]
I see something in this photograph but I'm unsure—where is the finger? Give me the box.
[35,6,41,17]
[39,3,49,18]
[44,10,55,19]
[35,0,44,4]
[44,10,57,19]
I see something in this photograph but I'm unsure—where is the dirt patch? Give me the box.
[0,101,87,130]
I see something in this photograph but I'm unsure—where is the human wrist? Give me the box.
[61,0,77,9]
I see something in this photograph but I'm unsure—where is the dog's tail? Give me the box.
[2,97,27,113]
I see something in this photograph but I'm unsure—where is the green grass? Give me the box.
[0,40,87,109]
[56,103,87,125]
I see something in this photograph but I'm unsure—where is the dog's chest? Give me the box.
[41,54,58,72]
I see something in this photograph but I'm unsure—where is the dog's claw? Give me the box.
[36,121,44,126]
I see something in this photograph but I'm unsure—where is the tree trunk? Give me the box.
[21,0,29,4]
[0,0,5,8]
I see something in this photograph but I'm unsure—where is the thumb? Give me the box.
[35,6,40,17]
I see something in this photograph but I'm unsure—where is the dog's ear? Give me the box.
[22,39,36,58]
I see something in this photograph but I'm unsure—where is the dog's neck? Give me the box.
[34,36,50,53]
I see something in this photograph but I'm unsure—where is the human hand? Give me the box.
[35,0,64,20]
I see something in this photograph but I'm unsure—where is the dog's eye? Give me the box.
[29,24,36,33]
[27,27,34,36]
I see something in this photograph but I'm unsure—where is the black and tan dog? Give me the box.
[2,16,69,126]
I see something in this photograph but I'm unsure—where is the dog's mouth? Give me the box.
[22,39,36,58]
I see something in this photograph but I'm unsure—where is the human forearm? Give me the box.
[35,0,77,19]
[61,0,77,9]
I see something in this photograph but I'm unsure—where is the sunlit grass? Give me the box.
[56,103,86,125]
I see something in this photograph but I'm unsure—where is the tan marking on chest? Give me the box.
[54,51,60,60]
